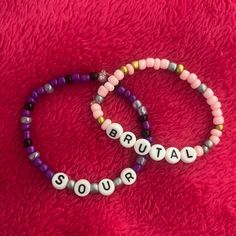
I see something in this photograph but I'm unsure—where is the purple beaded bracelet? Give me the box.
[21,71,152,197]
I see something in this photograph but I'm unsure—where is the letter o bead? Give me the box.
[120,131,136,148]
[149,144,166,161]
[180,147,197,163]
[106,123,123,139]
[98,179,115,196]
[134,138,151,155]
[120,168,137,185]
[165,147,181,164]
[74,179,91,197]
[52,172,69,190]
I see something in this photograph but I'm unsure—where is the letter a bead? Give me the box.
[165,147,181,164]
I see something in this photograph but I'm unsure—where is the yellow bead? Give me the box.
[120,66,128,75]
[131,61,139,70]
[97,116,105,125]
[176,64,184,74]
[215,124,224,131]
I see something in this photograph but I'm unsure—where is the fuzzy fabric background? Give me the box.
[0,0,236,235]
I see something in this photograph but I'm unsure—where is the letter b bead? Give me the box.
[106,123,123,139]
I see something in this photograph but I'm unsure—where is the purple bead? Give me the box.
[80,74,90,82]
[21,124,30,131]
[45,169,54,179]
[58,76,66,86]
[132,163,142,173]
[124,90,131,97]
[143,121,150,130]
[23,130,31,139]
[146,136,153,144]
[32,157,43,167]
[50,79,58,87]
[22,110,31,117]
[39,163,48,172]
[117,86,126,94]
[72,73,80,82]
[31,91,39,100]
[129,95,137,103]
[27,146,36,154]
[27,97,36,104]
[37,86,45,95]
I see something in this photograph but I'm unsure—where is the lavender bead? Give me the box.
[58,76,66,86]
[32,157,43,167]
[129,95,137,103]
[45,169,54,179]
[117,86,126,94]
[146,136,153,143]
[22,110,31,117]
[132,164,142,173]
[80,74,90,82]
[21,124,30,131]
[27,97,36,104]
[143,121,150,130]
[31,91,39,100]
[23,130,31,139]
[72,73,80,82]
[50,79,58,87]
[37,86,45,95]
[39,163,48,172]
[27,146,36,154]
[124,90,131,98]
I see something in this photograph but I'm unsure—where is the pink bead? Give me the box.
[160,59,170,69]
[146,58,155,68]
[91,103,101,112]
[194,145,204,157]
[108,75,119,86]
[187,73,197,84]
[101,119,112,130]
[104,82,114,92]
[191,79,201,89]
[93,110,104,119]
[98,85,109,97]
[207,95,218,106]
[212,109,222,117]
[180,70,190,80]
[210,129,222,137]
[203,88,214,99]
[211,101,221,110]
[126,64,134,75]
[210,135,220,145]
[114,70,124,80]
[154,58,161,70]
[139,59,147,70]
[213,116,224,125]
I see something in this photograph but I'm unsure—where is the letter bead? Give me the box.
[120,168,137,185]
[98,179,115,196]
[149,144,166,161]
[74,179,91,197]
[165,147,181,164]
[180,147,197,163]
[106,123,123,139]
[134,138,151,155]
[120,131,136,148]
[52,172,69,190]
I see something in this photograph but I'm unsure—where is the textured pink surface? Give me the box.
[0,1,236,235]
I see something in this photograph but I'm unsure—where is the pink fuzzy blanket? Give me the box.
[0,0,236,235]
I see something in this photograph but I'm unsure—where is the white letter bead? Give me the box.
[165,147,181,164]
[181,147,197,163]
[134,139,151,155]
[120,131,136,148]
[106,123,123,139]
[74,179,91,197]
[120,168,137,185]
[51,172,69,190]
[98,179,115,196]
[149,144,166,161]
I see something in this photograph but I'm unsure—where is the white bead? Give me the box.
[106,123,123,139]
[120,168,137,185]
[120,131,136,148]
[51,172,69,190]
[74,179,91,197]
[149,144,166,161]
[98,179,115,196]
[134,138,151,155]
[180,147,197,163]
[165,147,181,164]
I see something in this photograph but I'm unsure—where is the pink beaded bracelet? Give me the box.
[91,58,224,164]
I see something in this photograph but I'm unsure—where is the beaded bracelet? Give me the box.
[91,58,224,164]
[21,71,152,197]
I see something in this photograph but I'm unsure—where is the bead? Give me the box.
[207,96,218,106]
[72,73,80,82]
[187,73,197,84]
[74,179,91,197]
[90,183,99,193]
[204,139,214,148]
[97,116,105,125]
[191,79,201,89]
[93,110,103,119]
[27,146,35,154]
[146,58,155,67]
[139,59,147,70]
[165,147,181,164]
[89,72,99,81]
[133,100,142,109]
[24,102,34,111]
[126,64,135,75]
[23,138,33,147]
[98,85,109,97]
[95,94,104,104]
[113,177,123,187]
[197,83,207,93]
[65,75,73,84]
[160,59,170,69]
[134,139,151,155]
[104,82,115,92]
[32,157,42,167]
[211,129,222,137]
[142,121,150,130]
[194,145,204,157]
[117,86,125,94]
[133,163,142,173]
[203,88,214,98]
[141,129,151,138]
[202,145,209,154]
[120,66,129,74]
[213,116,224,125]
[211,101,221,110]
[108,75,119,86]
[91,103,101,112]
[215,124,224,131]
[28,151,40,160]
[209,135,220,145]
[114,69,124,80]
[180,147,197,163]
[44,83,54,93]
[106,123,123,139]
[98,179,115,196]
[45,170,54,179]
[136,156,147,165]
[21,116,32,124]
[101,119,112,130]
[98,70,107,83]
[120,131,136,148]
[51,172,69,190]
[154,58,161,70]
[180,70,190,80]
[138,106,147,116]
[67,179,76,190]
[120,168,137,185]
[131,60,139,70]
[176,64,184,74]
[168,62,177,72]
[39,163,48,172]
[149,144,166,161]
[80,74,90,82]
[212,109,222,117]
[139,114,148,122]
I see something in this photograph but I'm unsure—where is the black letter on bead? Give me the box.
[102,181,111,191]
[123,134,132,144]
[171,150,179,159]
[155,147,162,157]
[138,144,147,154]
[109,129,118,138]
[78,184,86,194]
[185,149,193,158]
[55,175,65,185]
[125,172,134,182]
